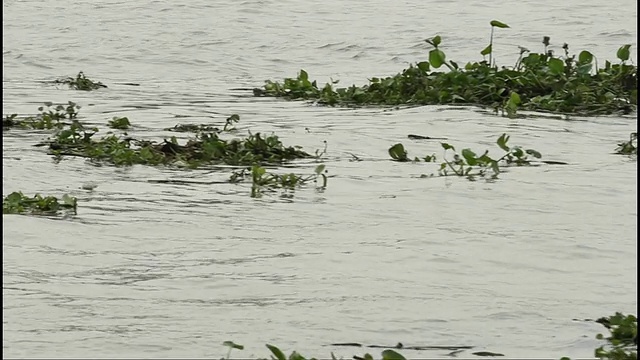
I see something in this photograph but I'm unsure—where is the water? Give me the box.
[2,0,637,358]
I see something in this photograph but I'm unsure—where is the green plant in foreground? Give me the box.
[615,132,637,155]
[55,71,107,91]
[389,133,542,180]
[562,313,637,360]
[2,191,77,216]
[254,22,636,116]
[3,102,80,130]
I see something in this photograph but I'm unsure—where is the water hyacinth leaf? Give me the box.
[266,344,287,360]
[461,148,478,165]
[388,143,409,161]
[364,354,374,360]
[525,149,542,158]
[417,61,430,72]
[548,58,565,75]
[289,351,306,360]
[441,142,455,151]
[314,164,326,175]
[299,69,309,82]
[381,349,407,360]
[61,194,76,206]
[491,160,500,174]
[578,50,594,64]
[480,44,492,56]
[497,134,510,152]
[490,20,510,28]
[617,44,631,62]
[432,35,442,47]
[429,49,446,68]
[222,341,244,350]
[509,92,521,105]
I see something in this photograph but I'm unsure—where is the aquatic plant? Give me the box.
[2,191,77,216]
[389,133,543,180]
[41,116,315,168]
[54,71,107,91]
[615,132,637,155]
[594,313,637,360]
[107,116,131,130]
[165,114,240,133]
[2,102,80,130]
[229,164,328,198]
[562,313,637,360]
[254,22,636,116]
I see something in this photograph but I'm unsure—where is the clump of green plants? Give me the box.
[562,313,637,360]
[3,102,80,130]
[615,132,637,155]
[55,71,107,91]
[229,164,328,198]
[41,115,315,168]
[254,21,636,116]
[3,191,77,216]
[107,116,131,130]
[222,341,408,360]
[389,133,543,180]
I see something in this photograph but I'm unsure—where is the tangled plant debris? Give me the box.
[54,71,107,91]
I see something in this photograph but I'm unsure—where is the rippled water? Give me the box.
[3,0,637,358]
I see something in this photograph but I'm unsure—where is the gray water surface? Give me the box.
[2,0,638,358]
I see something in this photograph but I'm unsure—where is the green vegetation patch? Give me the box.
[3,102,80,130]
[388,133,554,180]
[254,21,636,116]
[3,191,77,216]
[39,115,314,168]
[54,71,107,91]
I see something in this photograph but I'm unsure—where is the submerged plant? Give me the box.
[254,25,636,116]
[3,192,77,216]
[55,71,107,91]
[615,132,637,155]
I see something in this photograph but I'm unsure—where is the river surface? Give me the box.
[2,0,637,358]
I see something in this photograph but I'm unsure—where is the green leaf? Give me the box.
[509,92,521,105]
[432,35,441,48]
[289,351,306,360]
[388,143,409,161]
[497,134,510,152]
[490,20,510,28]
[617,44,631,62]
[314,164,326,174]
[266,344,287,360]
[299,69,308,82]
[363,354,374,360]
[578,50,594,64]
[222,341,244,350]
[417,61,430,72]
[525,149,542,158]
[480,44,492,56]
[441,142,455,151]
[461,148,478,165]
[548,58,565,75]
[381,349,407,360]
[61,194,76,206]
[429,49,446,68]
